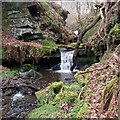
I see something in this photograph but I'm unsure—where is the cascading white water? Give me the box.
[12,92,24,101]
[60,50,74,72]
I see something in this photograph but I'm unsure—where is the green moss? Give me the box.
[76,106,88,118]
[102,76,118,101]
[109,23,120,40]
[31,46,36,55]
[62,85,71,91]
[35,87,49,106]
[1,69,18,80]
[41,15,52,27]
[53,92,63,103]
[28,78,91,118]
[40,40,56,46]
[64,91,78,103]
[40,2,61,29]
[39,40,58,57]
[35,81,77,106]
[101,51,113,61]
[39,47,47,57]
[0,47,2,60]
[0,71,3,80]
[24,46,37,57]
[74,73,83,82]
[69,100,89,118]
[53,91,78,103]
[70,82,83,92]
[28,104,58,118]
[49,82,64,98]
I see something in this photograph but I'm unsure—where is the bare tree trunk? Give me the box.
[71,14,101,71]
[117,1,120,23]
[71,1,118,71]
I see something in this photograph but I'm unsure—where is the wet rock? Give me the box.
[51,63,61,70]
[2,2,76,63]
[8,11,20,16]
[4,89,13,96]
[19,111,27,118]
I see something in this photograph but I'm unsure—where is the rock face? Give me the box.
[2,2,75,43]
[2,2,76,63]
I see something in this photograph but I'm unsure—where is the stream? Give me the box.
[1,50,93,118]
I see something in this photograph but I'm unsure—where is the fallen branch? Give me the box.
[77,65,109,75]
[78,85,87,101]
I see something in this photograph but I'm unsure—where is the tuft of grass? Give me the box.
[28,104,58,118]
[1,69,18,80]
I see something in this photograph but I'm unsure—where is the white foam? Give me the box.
[55,69,79,73]
[12,92,24,101]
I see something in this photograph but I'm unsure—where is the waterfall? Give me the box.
[60,50,74,72]
[51,50,78,72]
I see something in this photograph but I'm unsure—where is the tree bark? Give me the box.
[71,1,118,71]
[117,1,120,23]
[71,14,101,71]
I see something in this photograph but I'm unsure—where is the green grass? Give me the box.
[0,69,18,80]
[28,104,58,118]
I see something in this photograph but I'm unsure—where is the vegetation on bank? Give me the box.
[0,63,33,80]
[0,66,18,80]
[28,80,89,118]
[28,45,119,118]
[1,1,120,119]
[2,2,76,64]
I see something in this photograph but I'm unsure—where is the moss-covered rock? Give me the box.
[2,2,75,63]
[54,91,78,103]
[35,82,64,105]
[49,81,64,97]
[70,82,82,92]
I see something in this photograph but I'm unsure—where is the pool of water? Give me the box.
[39,69,75,85]
[1,68,76,118]
[1,52,95,118]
